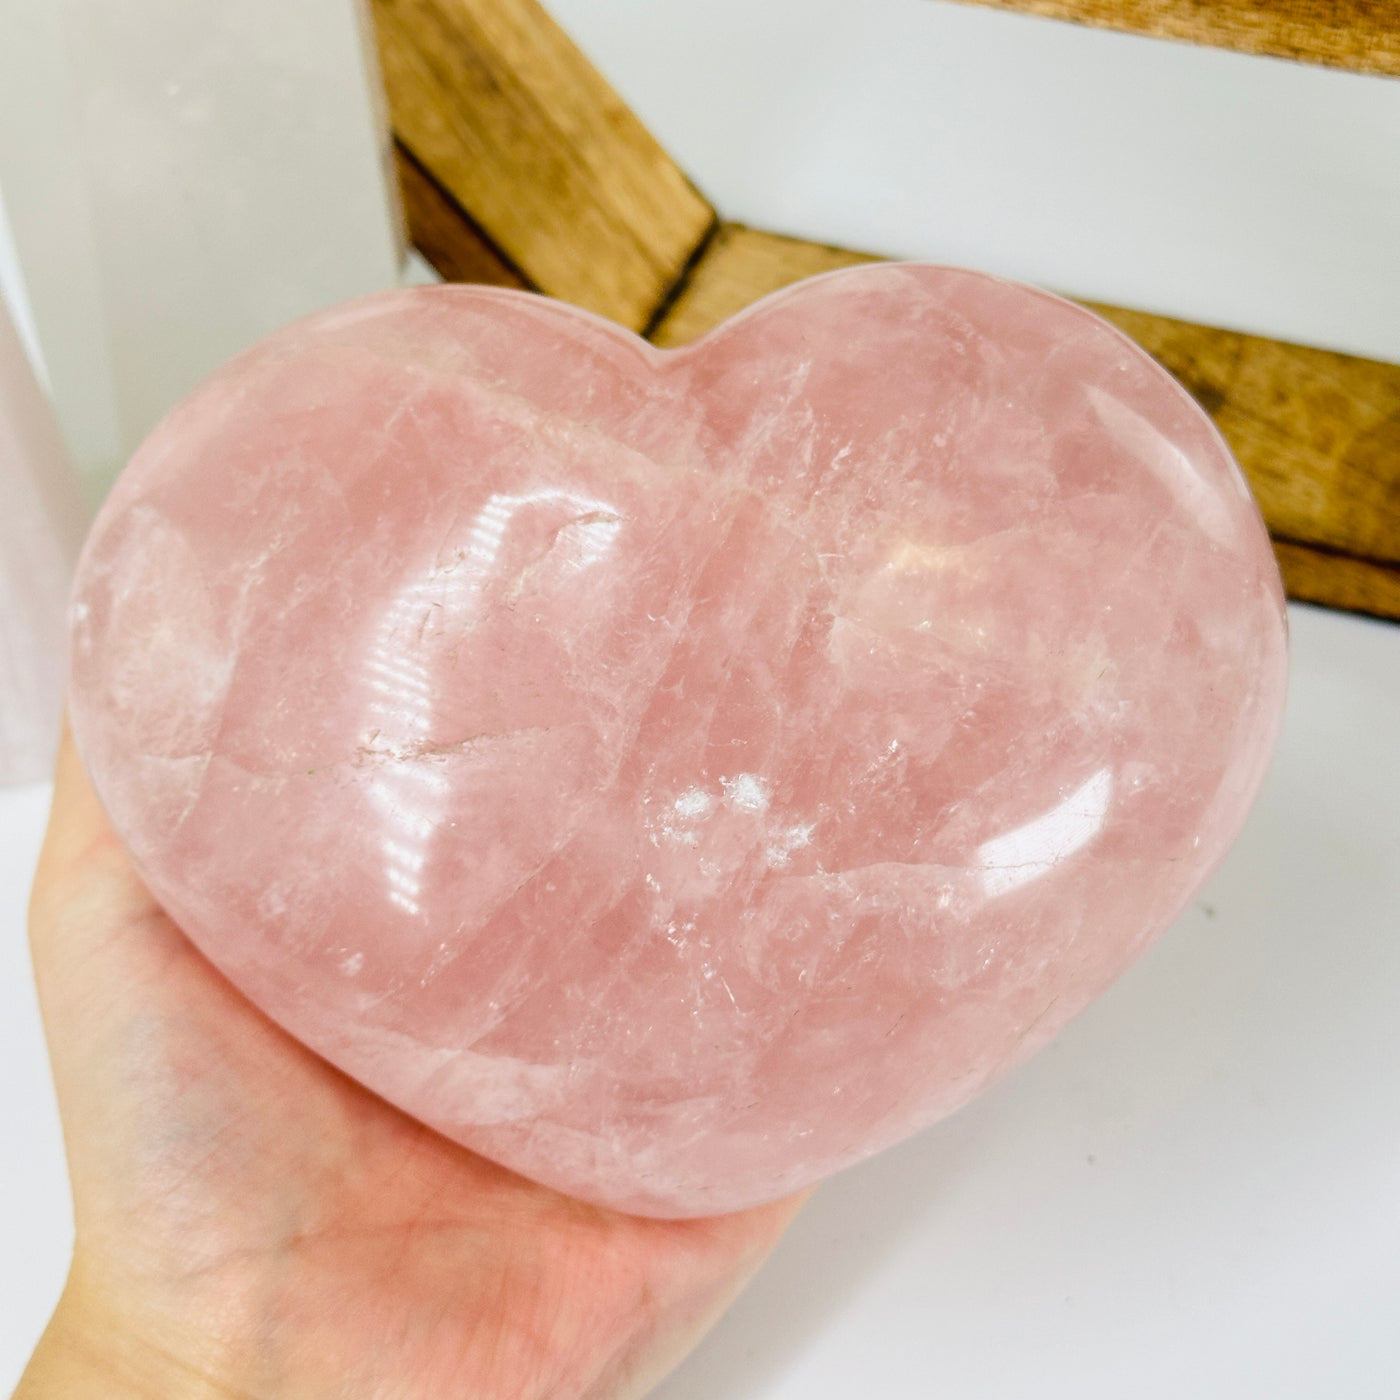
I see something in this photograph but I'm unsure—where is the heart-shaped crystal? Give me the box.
[69,266,1287,1216]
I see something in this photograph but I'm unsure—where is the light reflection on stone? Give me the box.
[979,767,1114,898]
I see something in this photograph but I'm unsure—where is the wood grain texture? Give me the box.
[1273,540,1400,622]
[371,0,715,330]
[394,142,527,289]
[652,224,1400,620]
[943,0,1400,77]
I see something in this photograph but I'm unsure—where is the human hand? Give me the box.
[16,728,804,1399]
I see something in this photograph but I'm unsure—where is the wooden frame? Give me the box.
[943,0,1400,79]
[369,0,1400,622]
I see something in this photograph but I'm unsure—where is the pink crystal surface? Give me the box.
[68,267,1288,1216]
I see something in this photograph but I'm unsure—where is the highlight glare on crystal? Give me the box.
[68,266,1288,1216]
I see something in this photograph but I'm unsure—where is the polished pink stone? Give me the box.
[68,267,1288,1216]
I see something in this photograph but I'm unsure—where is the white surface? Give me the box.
[3,0,1400,1391]
[0,781,67,1384]
[0,0,402,498]
[551,0,1400,365]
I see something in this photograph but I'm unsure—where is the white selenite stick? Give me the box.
[0,290,88,786]
[0,0,404,499]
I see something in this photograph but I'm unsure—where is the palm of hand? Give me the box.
[25,734,801,1399]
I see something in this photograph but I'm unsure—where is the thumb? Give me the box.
[27,721,171,1015]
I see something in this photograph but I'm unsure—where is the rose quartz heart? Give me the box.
[69,266,1287,1216]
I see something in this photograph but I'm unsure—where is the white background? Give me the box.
[3,0,1399,1393]
[550,0,1400,365]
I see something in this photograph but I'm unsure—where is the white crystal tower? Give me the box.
[0,294,87,785]
[0,0,403,498]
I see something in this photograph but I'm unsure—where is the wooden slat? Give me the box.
[652,224,1400,621]
[393,142,527,289]
[1273,540,1400,622]
[371,0,715,330]
[944,0,1400,78]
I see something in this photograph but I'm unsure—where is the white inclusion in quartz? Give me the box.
[657,787,713,846]
[656,778,778,848]
[722,773,770,814]
[673,787,713,820]
[766,821,816,869]
[978,767,1114,898]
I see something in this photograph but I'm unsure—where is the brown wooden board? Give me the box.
[942,0,1400,78]
[1274,540,1400,622]
[394,142,527,289]
[651,225,1400,621]
[371,0,715,330]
